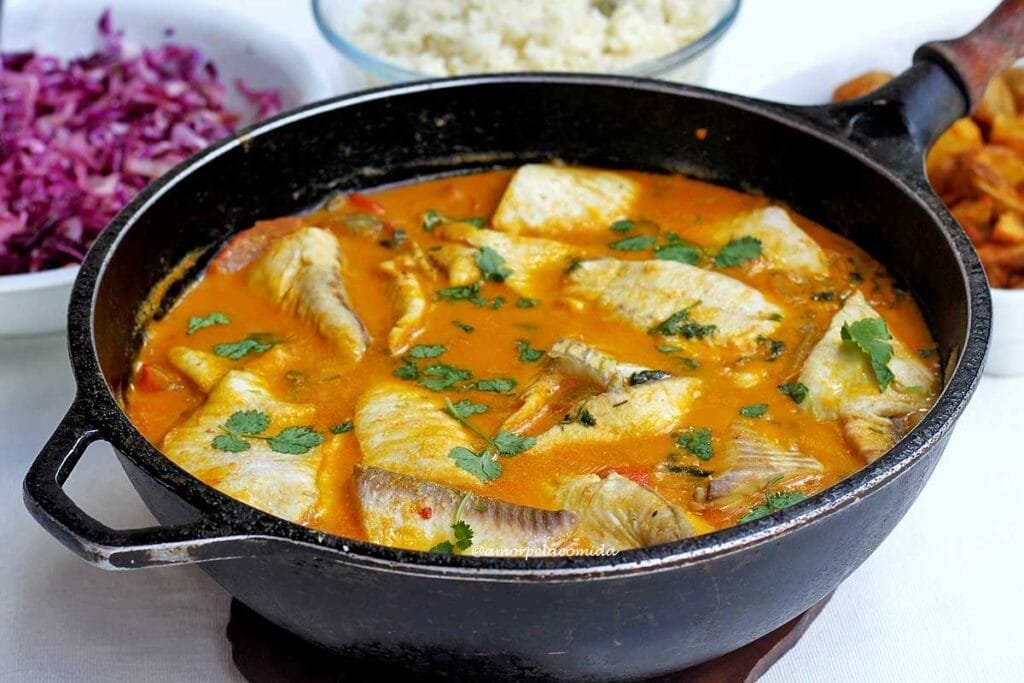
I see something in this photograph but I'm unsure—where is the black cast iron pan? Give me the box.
[22,2,1022,679]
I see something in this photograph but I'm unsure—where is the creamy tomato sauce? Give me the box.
[124,168,939,549]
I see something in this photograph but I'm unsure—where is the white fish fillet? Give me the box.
[565,258,782,350]
[554,472,694,550]
[380,255,429,354]
[714,207,829,277]
[436,223,575,297]
[249,226,369,360]
[798,291,935,462]
[492,164,639,237]
[708,423,824,500]
[167,347,231,392]
[354,381,481,488]
[354,466,577,555]
[160,370,327,523]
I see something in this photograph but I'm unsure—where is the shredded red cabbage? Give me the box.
[0,11,283,275]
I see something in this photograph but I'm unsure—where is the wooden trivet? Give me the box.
[228,592,832,682]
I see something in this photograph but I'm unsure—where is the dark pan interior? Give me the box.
[91,78,968,398]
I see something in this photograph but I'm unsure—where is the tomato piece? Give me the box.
[348,193,386,215]
[136,363,182,392]
[210,217,304,274]
[611,466,651,488]
[419,507,433,520]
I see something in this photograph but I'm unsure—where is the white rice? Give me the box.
[345,0,721,76]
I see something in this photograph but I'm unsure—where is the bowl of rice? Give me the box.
[312,0,740,87]
[0,1,330,338]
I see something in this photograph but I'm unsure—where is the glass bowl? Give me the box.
[313,0,741,87]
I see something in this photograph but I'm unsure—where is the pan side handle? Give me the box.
[23,400,276,569]
[916,0,1024,111]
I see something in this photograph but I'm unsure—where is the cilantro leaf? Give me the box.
[213,333,277,360]
[516,339,545,363]
[473,377,517,393]
[452,520,474,551]
[655,243,700,265]
[330,421,354,434]
[225,410,270,435]
[679,357,701,370]
[840,318,895,391]
[778,382,809,404]
[448,399,489,418]
[437,282,482,302]
[739,477,807,523]
[609,235,656,251]
[212,434,250,452]
[409,344,447,359]
[393,358,419,380]
[187,312,230,335]
[419,363,472,391]
[492,431,536,456]
[489,296,506,310]
[610,219,635,233]
[422,209,443,232]
[739,403,768,418]
[676,427,713,461]
[657,345,681,354]
[475,246,513,283]
[267,426,324,454]
[714,236,762,267]
[578,408,597,427]
[429,541,454,554]
[628,369,671,386]
[449,446,503,482]
[650,304,716,340]
[452,320,475,333]
[665,464,712,477]
[516,297,539,309]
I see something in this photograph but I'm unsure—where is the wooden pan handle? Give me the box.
[915,0,1024,110]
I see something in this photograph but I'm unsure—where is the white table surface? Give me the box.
[2,0,1021,680]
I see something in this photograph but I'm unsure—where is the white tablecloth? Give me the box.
[2,0,1020,680]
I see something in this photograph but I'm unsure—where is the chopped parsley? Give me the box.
[436,282,482,302]
[430,520,475,554]
[475,246,512,282]
[448,446,503,482]
[713,236,762,267]
[812,291,836,302]
[516,339,545,363]
[329,421,354,434]
[768,312,784,322]
[657,345,681,354]
[409,344,447,359]
[655,242,701,265]
[211,410,322,455]
[628,369,671,386]
[840,318,895,391]
[649,303,716,340]
[489,296,506,310]
[610,219,635,233]
[448,399,489,418]
[679,357,701,370]
[739,476,807,523]
[665,464,712,477]
[492,431,537,456]
[566,257,583,273]
[515,297,539,309]
[213,333,278,360]
[443,398,534,482]
[452,320,475,333]
[422,210,487,232]
[578,408,597,427]
[778,381,809,404]
[761,338,786,361]
[393,358,419,380]
[739,403,768,418]
[609,235,656,251]
[676,427,713,461]
[187,312,230,335]
[473,377,517,393]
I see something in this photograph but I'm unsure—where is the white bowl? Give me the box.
[0,0,332,337]
[988,289,1024,376]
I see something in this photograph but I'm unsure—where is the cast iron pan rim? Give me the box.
[66,73,989,580]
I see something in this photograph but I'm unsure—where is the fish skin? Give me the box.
[167,346,231,392]
[160,370,327,523]
[437,223,575,297]
[380,256,429,354]
[708,422,824,500]
[565,258,783,351]
[354,381,481,488]
[249,226,369,360]
[354,466,578,555]
[492,164,639,237]
[554,472,694,550]
[714,207,830,277]
[797,291,935,462]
